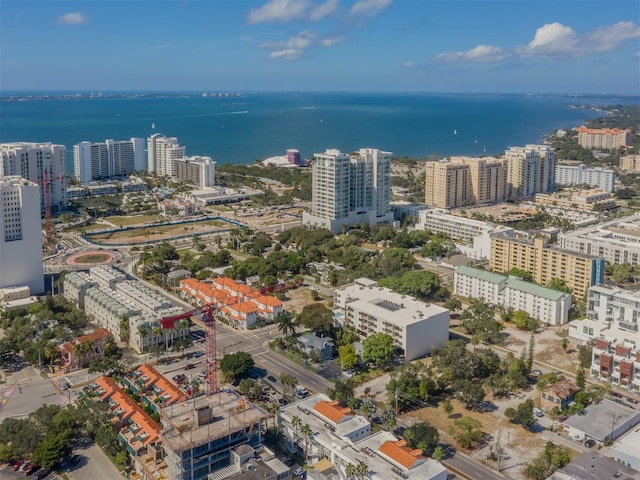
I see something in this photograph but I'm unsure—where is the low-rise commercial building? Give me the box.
[490,236,604,298]
[454,266,572,325]
[278,394,448,480]
[558,213,640,266]
[416,208,514,259]
[611,425,640,472]
[535,188,617,211]
[620,154,640,173]
[334,278,449,361]
[563,399,640,443]
[550,451,640,480]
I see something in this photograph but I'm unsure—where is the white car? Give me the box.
[343,369,357,378]
[533,408,544,417]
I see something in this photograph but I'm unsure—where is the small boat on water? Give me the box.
[453,129,457,135]
[151,122,155,129]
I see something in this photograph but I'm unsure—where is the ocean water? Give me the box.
[0,92,635,172]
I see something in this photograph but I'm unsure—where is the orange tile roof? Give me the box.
[76,327,111,344]
[378,440,427,470]
[313,400,352,424]
[137,364,187,405]
[255,295,283,307]
[232,301,258,314]
[57,341,75,355]
[543,379,580,401]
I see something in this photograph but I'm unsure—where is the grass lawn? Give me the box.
[106,214,162,226]
[74,253,112,264]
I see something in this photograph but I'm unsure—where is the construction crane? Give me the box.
[160,304,218,396]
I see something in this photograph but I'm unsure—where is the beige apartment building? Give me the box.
[424,156,505,208]
[577,127,630,149]
[505,145,555,200]
[621,155,640,173]
[489,236,605,298]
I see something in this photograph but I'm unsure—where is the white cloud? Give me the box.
[402,61,415,67]
[319,36,344,47]
[435,45,507,63]
[262,30,317,50]
[57,12,88,25]
[351,0,391,17]
[247,0,310,24]
[269,49,303,60]
[309,0,338,21]
[517,21,640,57]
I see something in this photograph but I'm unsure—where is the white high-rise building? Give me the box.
[303,148,393,233]
[0,176,44,294]
[505,144,555,199]
[175,156,216,189]
[74,138,145,183]
[555,164,616,192]
[1,142,66,214]
[147,134,185,177]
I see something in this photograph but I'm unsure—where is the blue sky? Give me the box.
[1,0,639,94]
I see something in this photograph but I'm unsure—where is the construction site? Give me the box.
[159,389,270,480]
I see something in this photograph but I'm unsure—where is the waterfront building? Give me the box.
[333,278,449,361]
[454,266,572,325]
[555,164,616,192]
[577,126,631,149]
[303,148,393,234]
[174,156,215,189]
[0,177,44,294]
[620,154,640,173]
[489,236,604,298]
[73,138,145,183]
[505,145,555,200]
[416,208,514,259]
[286,148,301,165]
[535,189,617,212]
[278,393,448,480]
[147,134,186,177]
[0,142,66,214]
[557,213,640,266]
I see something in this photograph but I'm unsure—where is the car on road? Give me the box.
[198,370,207,378]
[532,369,542,376]
[628,397,638,404]
[533,408,544,417]
[267,375,277,382]
[184,363,196,370]
[585,439,596,448]
[343,369,357,378]
[193,351,204,358]
[172,374,186,384]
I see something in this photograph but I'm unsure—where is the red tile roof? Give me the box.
[378,440,427,470]
[76,327,111,344]
[543,379,580,401]
[313,400,352,424]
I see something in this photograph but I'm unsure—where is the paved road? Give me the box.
[66,442,122,480]
[443,450,506,480]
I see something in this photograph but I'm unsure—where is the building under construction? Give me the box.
[160,389,269,480]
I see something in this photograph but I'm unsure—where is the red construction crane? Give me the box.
[160,304,218,396]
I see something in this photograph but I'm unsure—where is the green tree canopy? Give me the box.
[220,352,255,383]
[363,333,395,368]
[296,303,333,335]
[403,422,439,454]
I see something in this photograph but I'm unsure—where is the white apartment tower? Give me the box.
[505,144,555,199]
[555,164,616,192]
[303,148,393,234]
[1,142,66,214]
[74,138,145,183]
[174,156,216,189]
[0,177,44,294]
[147,134,185,177]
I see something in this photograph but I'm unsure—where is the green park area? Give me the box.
[73,253,113,264]
[85,218,237,245]
[105,214,163,227]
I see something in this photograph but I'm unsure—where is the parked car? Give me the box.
[193,351,204,358]
[35,469,51,479]
[585,439,596,448]
[343,369,357,378]
[184,363,196,370]
[533,408,544,417]
[198,370,207,378]
[13,460,24,471]
[267,375,277,382]
[532,369,542,376]
[172,373,186,383]
[19,462,33,473]
[24,464,40,476]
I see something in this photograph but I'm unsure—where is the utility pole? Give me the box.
[496,430,501,472]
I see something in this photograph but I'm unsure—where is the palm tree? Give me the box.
[300,423,312,462]
[103,335,118,358]
[360,402,372,421]
[43,341,58,366]
[119,316,130,342]
[291,415,302,440]
[137,324,149,352]
[263,402,280,430]
[345,463,357,480]
[276,312,296,338]
[280,373,297,400]
[355,459,368,480]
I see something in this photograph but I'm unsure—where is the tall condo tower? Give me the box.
[174,156,216,189]
[74,138,145,183]
[0,142,66,214]
[0,176,44,294]
[505,144,555,200]
[303,148,393,234]
[147,134,185,177]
